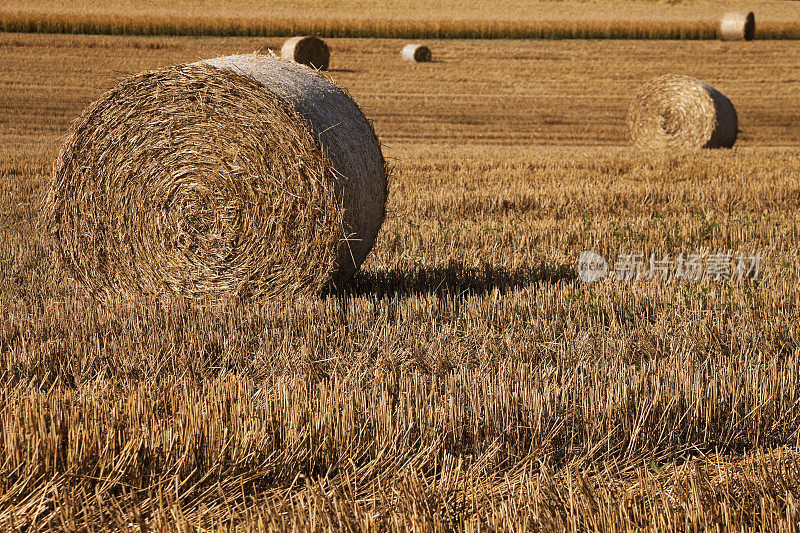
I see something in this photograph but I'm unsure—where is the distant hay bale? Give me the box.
[281,36,330,70]
[402,44,432,62]
[720,11,756,41]
[42,54,388,300]
[627,74,738,151]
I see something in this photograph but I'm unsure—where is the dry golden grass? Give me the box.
[2,34,800,529]
[1,0,800,39]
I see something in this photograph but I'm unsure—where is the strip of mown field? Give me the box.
[2,13,800,39]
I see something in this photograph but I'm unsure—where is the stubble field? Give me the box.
[2,0,800,39]
[2,34,800,530]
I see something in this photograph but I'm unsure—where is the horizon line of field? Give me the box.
[2,14,800,40]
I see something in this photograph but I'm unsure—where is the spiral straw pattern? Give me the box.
[42,54,387,300]
[627,74,738,151]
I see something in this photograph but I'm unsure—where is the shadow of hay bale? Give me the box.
[332,261,576,299]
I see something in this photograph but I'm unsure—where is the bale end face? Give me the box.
[43,55,388,301]
[627,74,738,151]
[281,36,330,70]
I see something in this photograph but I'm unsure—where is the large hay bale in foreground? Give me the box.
[402,44,432,62]
[281,36,330,70]
[42,54,388,300]
[627,75,738,151]
[720,11,756,41]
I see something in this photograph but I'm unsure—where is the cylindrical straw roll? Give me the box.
[42,54,388,300]
[402,44,432,62]
[281,36,330,70]
[627,75,738,151]
[720,11,756,41]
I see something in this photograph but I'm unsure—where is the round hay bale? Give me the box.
[627,75,738,151]
[42,53,388,300]
[720,11,756,41]
[281,36,330,70]
[402,44,432,63]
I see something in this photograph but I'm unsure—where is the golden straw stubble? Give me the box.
[627,74,738,151]
[42,56,388,301]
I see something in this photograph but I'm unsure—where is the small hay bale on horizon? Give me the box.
[402,44,432,62]
[41,53,388,301]
[281,36,330,70]
[627,74,738,151]
[720,11,756,41]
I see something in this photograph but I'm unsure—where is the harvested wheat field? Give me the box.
[2,0,800,38]
[2,34,800,530]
